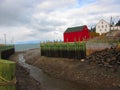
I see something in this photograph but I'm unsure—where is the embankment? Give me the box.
[24,48,120,90]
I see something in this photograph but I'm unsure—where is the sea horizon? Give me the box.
[15,43,40,52]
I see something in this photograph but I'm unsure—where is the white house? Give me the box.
[111,26,120,30]
[96,19,120,35]
[96,19,110,35]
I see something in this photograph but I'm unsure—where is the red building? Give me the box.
[64,25,90,42]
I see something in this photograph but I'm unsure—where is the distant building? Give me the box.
[96,19,110,35]
[64,25,90,42]
[111,20,120,30]
[96,19,120,35]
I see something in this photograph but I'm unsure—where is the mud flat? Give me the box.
[24,48,120,90]
[9,52,43,90]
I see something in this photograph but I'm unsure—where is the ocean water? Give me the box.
[15,44,40,51]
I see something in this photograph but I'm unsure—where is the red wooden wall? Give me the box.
[64,26,90,42]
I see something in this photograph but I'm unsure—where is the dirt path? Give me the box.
[9,52,43,90]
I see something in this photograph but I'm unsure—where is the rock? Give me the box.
[81,59,85,62]
[86,48,120,72]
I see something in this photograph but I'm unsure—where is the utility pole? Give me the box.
[110,16,112,32]
[4,34,6,45]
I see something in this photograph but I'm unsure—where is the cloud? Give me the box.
[0,0,120,44]
[35,0,77,12]
[0,0,35,26]
[0,26,34,43]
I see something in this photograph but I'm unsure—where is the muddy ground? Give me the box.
[8,48,120,90]
[9,52,43,90]
[24,48,120,90]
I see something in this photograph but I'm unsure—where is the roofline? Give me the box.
[96,19,110,27]
[68,25,87,28]
[64,25,87,33]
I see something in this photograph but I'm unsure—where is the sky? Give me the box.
[0,0,120,44]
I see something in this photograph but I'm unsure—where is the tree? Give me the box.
[90,26,96,32]
[115,20,120,26]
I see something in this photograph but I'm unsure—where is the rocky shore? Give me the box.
[24,48,120,90]
[9,52,43,90]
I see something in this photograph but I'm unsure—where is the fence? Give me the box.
[0,45,15,59]
[41,42,86,59]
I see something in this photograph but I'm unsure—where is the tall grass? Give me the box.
[40,42,86,59]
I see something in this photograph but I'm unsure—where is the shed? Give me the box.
[64,25,90,42]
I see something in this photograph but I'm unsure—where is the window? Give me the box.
[98,26,100,28]
[101,22,103,24]
[102,25,103,28]
[106,25,107,27]
[105,29,106,31]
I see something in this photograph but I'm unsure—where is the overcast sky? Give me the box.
[0,0,120,44]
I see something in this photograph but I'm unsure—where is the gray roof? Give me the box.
[64,25,86,33]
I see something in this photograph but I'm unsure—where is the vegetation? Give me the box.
[115,20,120,26]
[90,32,99,38]
[0,45,14,52]
[0,45,16,89]
[41,42,86,59]
[88,35,120,44]
[0,59,16,90]
[0,45,14,59]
